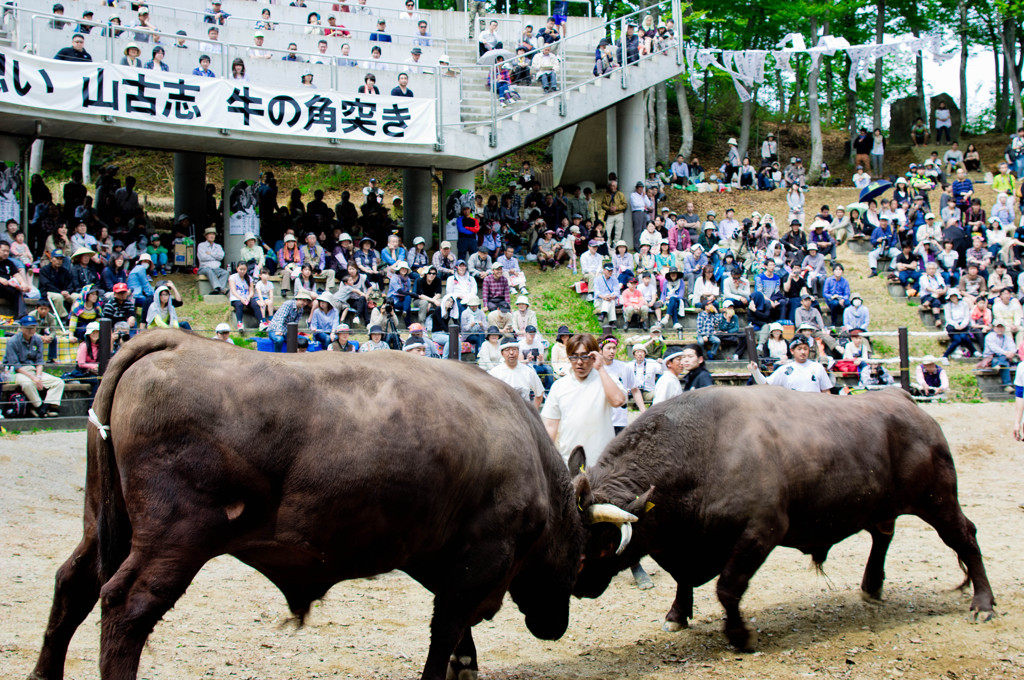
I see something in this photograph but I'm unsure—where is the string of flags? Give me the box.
[683,33,953,103]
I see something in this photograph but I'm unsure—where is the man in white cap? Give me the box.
[748,335,833,393]
[197,226,228,294]
[652,345,684,405]
[725,137,740,185]
[212,322,232,341]
[490,335,545,408]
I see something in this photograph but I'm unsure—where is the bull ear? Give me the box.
[567,446,587,476]
[625,486,655,516]
[573,474,594,512]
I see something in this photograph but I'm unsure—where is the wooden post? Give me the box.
[286,322,298,353]
[447,323,461,360]
[898,326,910,392]
[98,318,112,375]
[744,326,758,363]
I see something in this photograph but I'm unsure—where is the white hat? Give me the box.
[215,322,231,333]
[85,321,101,335]
[138,253,152,263]
[464,294,481,306]
[413,236,425,245]
[727,137,737,145]
[631,344,647,355]
[439,54,450,63]
[244,233,256,242]
[921,354,938,365]
[703,221,716,230]
[339,232,352,242]
[768,322,784,334]
[284,234,297,243]
[925,213,935,220]
[515,295,530,306]
[394,260,410,271]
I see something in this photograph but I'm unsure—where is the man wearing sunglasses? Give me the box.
[541,333,626,470]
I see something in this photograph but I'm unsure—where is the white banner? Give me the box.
[0,47,437,145]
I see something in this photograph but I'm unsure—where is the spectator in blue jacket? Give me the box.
[867,216,900,278]
[127,253,155,321]
[843,293,870,330]
[821,264,851,326]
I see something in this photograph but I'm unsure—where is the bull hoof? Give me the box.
[726,626,757,652]
[860,588,884,604]
[662,619,687,632]
[635,574,655,590]
[447,655,478,680]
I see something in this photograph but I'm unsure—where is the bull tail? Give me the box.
[954,558,971,592]
[91,330,189,581]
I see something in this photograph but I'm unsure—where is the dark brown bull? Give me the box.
[30,330,582,680]
[571,386,995,651]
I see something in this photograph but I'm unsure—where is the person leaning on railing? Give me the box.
[54,32,92,62]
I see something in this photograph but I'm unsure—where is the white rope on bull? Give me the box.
[88,409,110,440]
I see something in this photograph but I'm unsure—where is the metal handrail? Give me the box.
[442,0,680,144]
[25,11,439,97]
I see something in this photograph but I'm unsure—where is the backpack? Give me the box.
[4,392,29,419]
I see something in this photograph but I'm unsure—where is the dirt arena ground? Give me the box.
[2,402,1023,680]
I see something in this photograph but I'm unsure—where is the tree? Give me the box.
[807,15,823,185]
[873,0,885,130]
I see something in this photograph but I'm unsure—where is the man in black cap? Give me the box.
[489,335,545,408]
[629,180,653,250]
[403,335,427,356]
[39,249,74,318]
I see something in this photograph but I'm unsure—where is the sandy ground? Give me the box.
[2,402,1023,680]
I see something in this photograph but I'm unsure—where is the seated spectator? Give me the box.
[852,166,871,190]
[387,261,415,327]
[391,72,414,97]
[963,144,981,172]
[532,44,560,93]
[146,283,191,330]
[691,263,720,307]
[121,43,143,68]
[55,33,92,62]
[459,295,487,350]
[308,292,340,347]
[228,262,265,331]
[482,262,511,315]
[914,355,949,397]
[413,20,432,47]
[477,326,504,371]
[360,325,389,352]
[619,277,649,329]
[695,299,722,359]
[193,54,215,78]
[593,263,620,325]
[993,287,1024,346]
[984,320,1019,388]
[146,45,168,71]
[101,282,136,329]
[942,290,976,358]
[518,324,552,388]
[595,40,619,77]
[842,327,872,369]
[370,18,392,42]
[859,359,895,389]
[327,323,359,352]
[478,20,503,56]
[4,316,64,417]
[266,290,313,351]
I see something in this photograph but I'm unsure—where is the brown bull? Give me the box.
[571,386,995,651]
[30,329,582,680]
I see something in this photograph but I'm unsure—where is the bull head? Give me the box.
[587,503,638,555]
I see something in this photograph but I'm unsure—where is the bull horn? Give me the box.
[588,503,638,525]
[616,522,633,555]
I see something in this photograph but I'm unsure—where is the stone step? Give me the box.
[1,415,89,433]
[202,294,229,304]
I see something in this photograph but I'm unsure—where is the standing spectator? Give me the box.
[750,336,833,392]
[870,128,886,177]
[197,227,228,294]
[0,241,27,317]
[600,179,627,245]
[934,100,953,144]
[541,333,626,468]
[3,316,64,417]
[628,181,653,251]
[853,128,872,172]
[760,133,778,166]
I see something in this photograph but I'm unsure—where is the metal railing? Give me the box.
[444,0,681,148]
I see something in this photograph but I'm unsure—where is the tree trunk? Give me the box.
[738,85,760,163]
[913,26,926,122]
[675,78,693,159]
[776,69,785,117]
[82,144,93,185]
[844,57,858,167]
[824,17,834,127]
[698,25,711,136]
[872,0,885,131]
[787,62,803,122]
[1003,18,1024,131]
[807,17,823,186]
[959,0,968,127]
[656,82,669,162]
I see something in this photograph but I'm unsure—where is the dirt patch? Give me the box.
[2,402,1023,679]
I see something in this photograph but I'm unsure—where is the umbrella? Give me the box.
[477,48,515,65]
[859,180,893,203]
[846,202,868,215]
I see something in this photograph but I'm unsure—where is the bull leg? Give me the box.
[445,628,478,680]
[716,524,779,652]
[662,582,694,632]
[98,549,206,680]
[860,522,895,603]
[918,508,996,619]
[30,531,102,680]
[422,600,472,680]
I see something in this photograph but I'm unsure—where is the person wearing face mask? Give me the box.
[842,294,870,331]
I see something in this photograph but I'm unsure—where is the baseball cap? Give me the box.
[215,322,231,333]
[112,282,129,293]
[440,241,451,249]
[603,262,613,270]
[51,249,65,258]
[408,323,424,333]
[789,335,811,349]
[524,324,537,334]
[18,315,37,326]
[499,335,520,349]
[403,336,426,352]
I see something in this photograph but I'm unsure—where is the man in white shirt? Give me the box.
[579,240,604,287]
[628,181,653,250]
[748,335,833,392]
[478,20,502,56]
[489,336,545,408]
[652,345,684,404]
[718,208,740,241]
[247,32,272,60]
[542,333,626,470]
[630,344,662,399]
[599,336,646,434]
[197,227,229,294]
[852,166,871,190]
[518,324,552,389]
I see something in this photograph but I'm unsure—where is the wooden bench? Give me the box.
[3,382,95,417]
[847,235,873,254]
[973,367,1014,402]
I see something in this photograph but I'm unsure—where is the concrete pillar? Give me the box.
[222,156,260,263]
[616,93,645,247]
[441,169,475,247]
[173,152,207,230]
[28,139,43,176]
[605,108,618,180]
[403,167,434,248]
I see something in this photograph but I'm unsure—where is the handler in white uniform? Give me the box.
[489,335,545,409]
[749,335,833,392]
[652,345,685,404]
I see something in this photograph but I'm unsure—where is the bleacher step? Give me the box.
[1,416,89,433]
